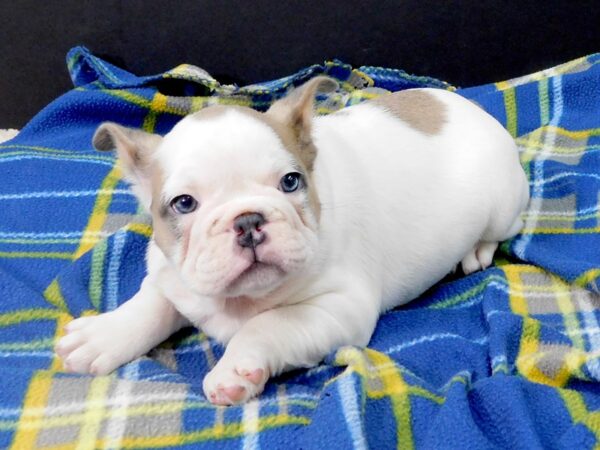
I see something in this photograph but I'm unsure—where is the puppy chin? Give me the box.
[224,261,287,298]
[185,245,313,299]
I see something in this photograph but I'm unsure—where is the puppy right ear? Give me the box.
[266,76,338,147]
[93,122,162,211]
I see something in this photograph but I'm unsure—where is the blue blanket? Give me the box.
[1,47,600,449]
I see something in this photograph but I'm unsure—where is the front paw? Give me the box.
[203,357,269,406]
[55,313,135,375]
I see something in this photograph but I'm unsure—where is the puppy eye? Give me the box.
[279,172,303,193]
[170,194,198,214]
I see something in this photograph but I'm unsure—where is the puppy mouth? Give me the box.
[227,259,284,293]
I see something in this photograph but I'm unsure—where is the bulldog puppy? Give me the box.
[55,77,529,405]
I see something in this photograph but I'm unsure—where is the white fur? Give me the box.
[56,88,529,405]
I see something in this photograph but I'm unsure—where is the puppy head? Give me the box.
[93,76,337,299]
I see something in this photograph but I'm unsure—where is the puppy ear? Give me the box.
[266,76,338,146]
[93,122,162,211]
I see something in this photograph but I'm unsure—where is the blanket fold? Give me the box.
[1,46,599,449]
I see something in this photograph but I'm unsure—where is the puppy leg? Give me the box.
[461,241,499,274]
[461,247,481,274]
[475,241,498,269]
[55,277,188,375]
[203,289,378,405]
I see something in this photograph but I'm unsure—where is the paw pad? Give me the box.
[203,361,269,405]
[236,368,265,385]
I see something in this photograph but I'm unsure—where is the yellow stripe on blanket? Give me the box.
[10,371,54,450]
[143,92,169,132]
[0,251,73,260]
[125,222,152,238]
[75,377,113,450]
[574,269,600,291]
[74,166,122,259]
[0,309,61,326]
[558,389,600,443]
[496,82,518,137]
[504,265,589,387]
[336,347,415,450]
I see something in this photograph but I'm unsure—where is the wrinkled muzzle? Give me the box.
[175,195,318,298]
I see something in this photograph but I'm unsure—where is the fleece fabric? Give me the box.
[0,47,599,449]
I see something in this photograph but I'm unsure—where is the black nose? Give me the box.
[233,213,266,248]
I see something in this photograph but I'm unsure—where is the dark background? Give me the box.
[1,0,599,128]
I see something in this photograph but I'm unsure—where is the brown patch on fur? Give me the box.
[260,114,322,221]
[190,104,322,222]
[265,77,336,171]
[93,122,183,260]
[261,77,337,222]
[188,76,338,223]
[188,77,337,224]
[149,164,182,259]
[372,89,447,135]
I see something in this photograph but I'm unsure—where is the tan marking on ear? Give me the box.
[372,89,447,135]
[261,77,337,223]
[188,104,323,222]
[93,122,162,173]
[92,122,163,211]
[266,77,337,145]
[245,111,320,221]
[262,115,322,221]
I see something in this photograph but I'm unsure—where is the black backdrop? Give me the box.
[1,0,599,128]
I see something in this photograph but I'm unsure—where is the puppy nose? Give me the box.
[233,213,266,248]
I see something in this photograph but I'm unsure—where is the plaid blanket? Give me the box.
[1,46,599,449]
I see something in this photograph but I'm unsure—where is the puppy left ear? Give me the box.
[93,122,163,211]
[266,76,338,147]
